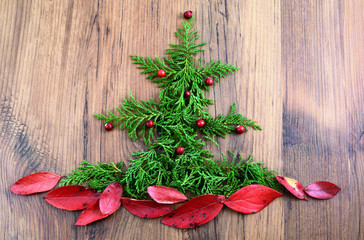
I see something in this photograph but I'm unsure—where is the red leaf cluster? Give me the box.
[76,182,124,225]
[9,174,284,228]
[10,172,341,228]
[9,173,175,225]
[276,176,341,200]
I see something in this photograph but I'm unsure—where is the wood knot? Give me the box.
[359,131,364,149]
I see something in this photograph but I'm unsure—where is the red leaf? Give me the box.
[75,200,109,225]
[161,195,224,229]
[276,176,307,200]
[121,197,173,219]
[304,181,341,199]
[100,182,123,215]
[44,185,101,210]
[147,186,187,204]
[10,172,61,195]
[223,185,283,214]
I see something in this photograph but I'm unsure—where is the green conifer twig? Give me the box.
[61,15,278,199]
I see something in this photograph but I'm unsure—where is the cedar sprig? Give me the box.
[201,103,262,146]
[94,92,161,146]
[59,161,124,192]
[219,103,262,130]
[60,152,279,198]
[130,56,178,83]
[62,15,272,199]
[166,17,206,63]
[197,60,239,80]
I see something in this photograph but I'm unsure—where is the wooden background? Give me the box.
[1,0,363,239]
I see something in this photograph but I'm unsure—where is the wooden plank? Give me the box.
[342,0,364,239]
[281,0,363,239]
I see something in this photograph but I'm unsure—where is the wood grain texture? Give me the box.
[0,0,362,239]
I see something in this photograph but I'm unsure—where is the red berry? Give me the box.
[145,120,155,128]
[104,123,113,131]
[176,146,184,155]
[157,69,166,77]
[184,11,193,19]
[205,78,213,86]
[196,119,205,128]
[184,90,191,98]
[235,125,246,134]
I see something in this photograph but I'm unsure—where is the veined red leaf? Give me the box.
[100,182,123,215]
[10,172,61,195]
[161,195,224,229]
[44,185,101,210]
[121,197,173,219]
[75,200,109,226]
[224,185,283,214]
[304,181,341,199]
[147,186,187,204]
[276,176,307,200]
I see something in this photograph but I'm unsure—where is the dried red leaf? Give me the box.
[75,200,109,226]
[9,172,61,195]
[304,181,341,199]
[161,195,224,229]
[121,197,173,219]
[147,186,187,204]
[100,182,123,215]
[44,185,101,210]
[276,176,307,200]
[223,185,283,214]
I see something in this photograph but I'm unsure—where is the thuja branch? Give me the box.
[59,153,280,198]
[66,14,267,199]
[59,161,124,192]
[200,104,262,146]
[166,17,206,63]
[198,60,239,81]
[130,56,178,82]
[94,93,161,145]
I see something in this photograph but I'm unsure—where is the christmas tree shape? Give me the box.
[59,16,279,198]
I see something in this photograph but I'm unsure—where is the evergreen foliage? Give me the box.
[59,161,124,191]
[60,17,279,198]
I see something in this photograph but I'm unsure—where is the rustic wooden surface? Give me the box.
[1,0,363,239]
